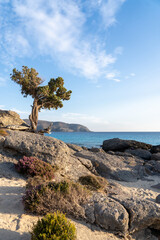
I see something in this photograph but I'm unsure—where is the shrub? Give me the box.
[0,128,8,136]
[23,178,89,219]
[31,211,76,240]
[79,175,108,191]
[15,156,55,180]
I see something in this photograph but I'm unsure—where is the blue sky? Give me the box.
[0,0,160,131]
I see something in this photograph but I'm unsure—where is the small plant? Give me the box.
[23,178,89,218]
[79,175,108,191]
[15,156,55,180]
[0,128,8,136]
[31,211,76,240]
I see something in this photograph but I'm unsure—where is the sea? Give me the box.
[45,132,160,148]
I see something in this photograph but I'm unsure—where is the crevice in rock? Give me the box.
[109,195,132,232]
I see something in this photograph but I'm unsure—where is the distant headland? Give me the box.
[23,119,91,132]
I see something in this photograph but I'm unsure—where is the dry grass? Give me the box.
[24,177,90,219]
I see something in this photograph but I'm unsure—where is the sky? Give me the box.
[0,0,160,131]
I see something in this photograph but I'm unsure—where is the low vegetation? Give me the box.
[31,211,76,240]
[15,156,55,180]
[23,177,89,219]
[79,175,108,191]
[0,128,8,136]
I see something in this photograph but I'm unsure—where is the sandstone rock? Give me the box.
[0,110,28,127]
[151,153,160,161]
[85,194,129,234]
[156,194,160,204]
[0,136,5,148]
[102,138,152,152]
[125,148,151,160]
[75,150,146,182]
[145,161,160,174]
[67,143,83,152]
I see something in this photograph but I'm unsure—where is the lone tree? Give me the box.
[10,66,72,132]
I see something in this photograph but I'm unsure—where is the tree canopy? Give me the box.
[10,66,72,131]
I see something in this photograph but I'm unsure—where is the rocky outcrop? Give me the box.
[0,131,160,239]
[0,110,29,130]
[74,150,147,182]
[102,138,152,152]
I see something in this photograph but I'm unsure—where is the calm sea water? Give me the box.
[45,132,160,148]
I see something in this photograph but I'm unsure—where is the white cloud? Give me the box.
[0,0,125,80]
[130,73,135,77]
[62,112,109,125]
[106,71,121,82]
[11,108,30,115]
[99,0,126,28]
[0,105,5,109]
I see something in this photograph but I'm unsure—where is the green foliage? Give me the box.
[10,66,72,111]
[31,212,76,240]
[23,178,89,218]
[79,175,108,191]
[0,129,8,136]
[15,156,55,180]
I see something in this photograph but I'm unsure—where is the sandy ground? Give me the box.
[0,160,160,240]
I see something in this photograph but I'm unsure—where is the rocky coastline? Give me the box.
[0,129,160,240]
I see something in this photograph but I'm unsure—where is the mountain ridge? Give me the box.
[23,119,91,132]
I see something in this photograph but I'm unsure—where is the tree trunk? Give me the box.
[29,99,39,132]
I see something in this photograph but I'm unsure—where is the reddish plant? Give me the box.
[15,156,54,180]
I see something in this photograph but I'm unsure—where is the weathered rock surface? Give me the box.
[85,194,129,234]
[0,110,28,128]
[3,131,94,180]
[102,138,152,152]
[125,148,151,160]
[74,150,147,182]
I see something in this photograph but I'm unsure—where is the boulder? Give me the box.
[3,131,93,180]
[151,153,160,161]
[102,138,152,152]
[151,145,160,154]
[85,194,129,234]
[0,110,28,128]
[125,148,151,160]
[75,150,147,182]
[111,195,160,233]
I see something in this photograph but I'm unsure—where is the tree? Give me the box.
[10,66,72,132]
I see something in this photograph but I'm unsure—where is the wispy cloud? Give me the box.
[0,0,125,80]
[105,71,121,82]
[11,108,30,115]
[125,73,136,79]
[62,112,108,125]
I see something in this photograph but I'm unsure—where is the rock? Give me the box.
[75,150,147,182]
[151,183,160,190]
[151,145,160,154]
[125,149,151,160]
[111,196,160,233]
[85,194,129,234]
[151,153,160,161]
[0,136,5,148]
[67,143,83,152]
[3,131,93,180]
[156,194,160,204]
[145,161,160,174]
[102,138,152,152]
[0,110,28,128]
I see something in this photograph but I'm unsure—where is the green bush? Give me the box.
[23,178,89,219]
[79,175,108,191]
[31,211,76,240]
[15,156,55,180]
